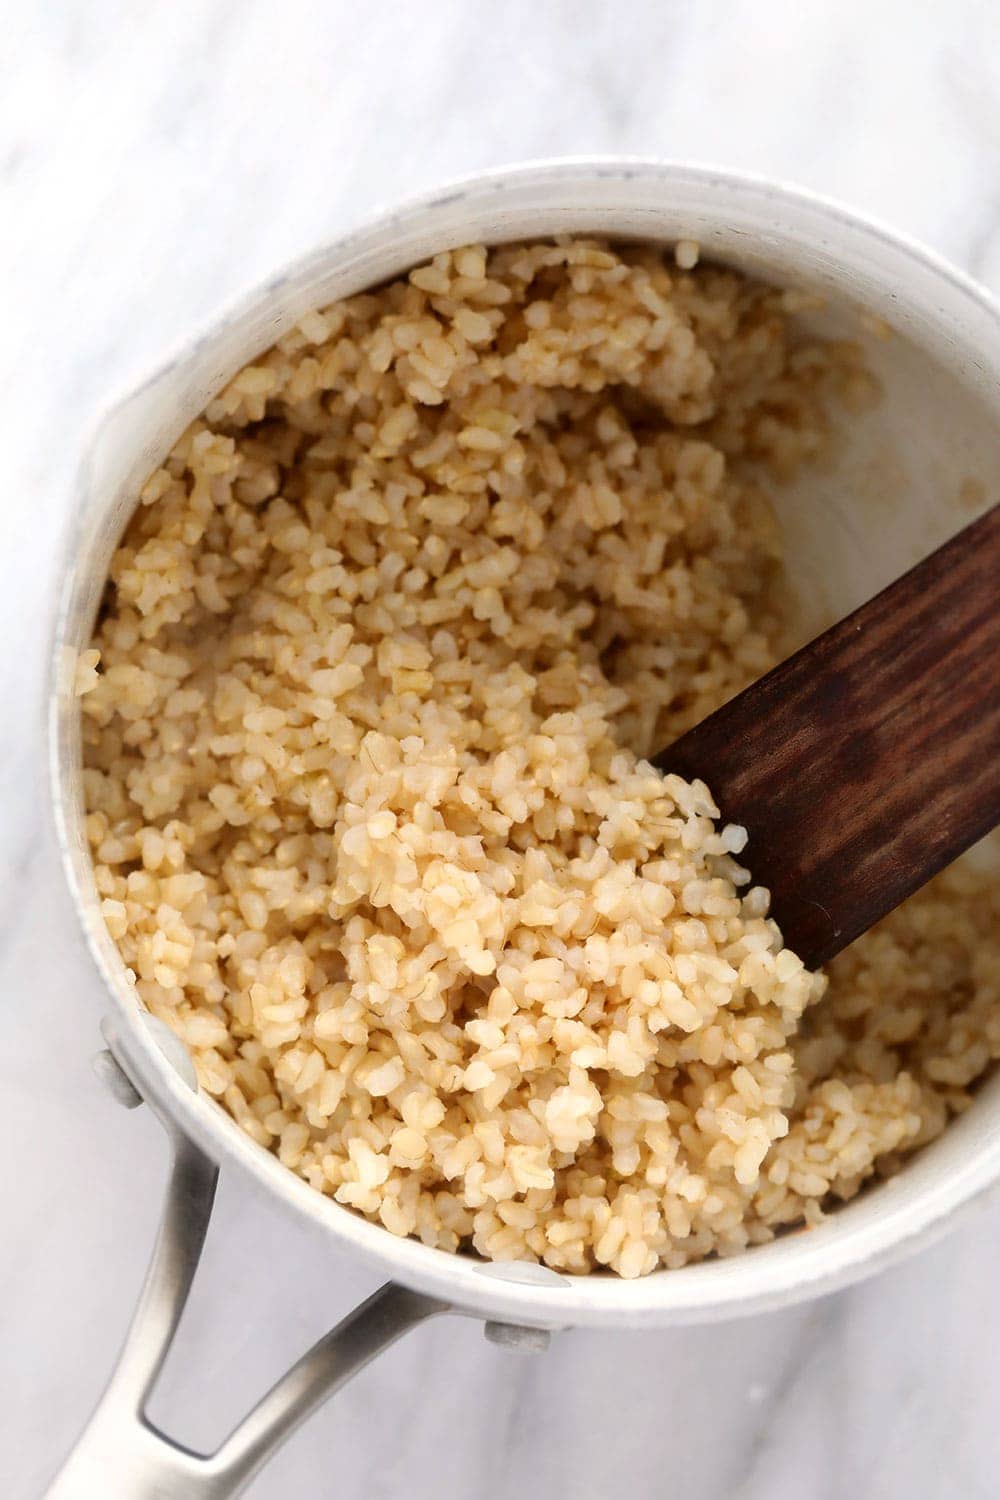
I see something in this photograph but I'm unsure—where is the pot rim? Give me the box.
[49,156,1000,1329]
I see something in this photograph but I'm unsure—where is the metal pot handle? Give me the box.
[47,1073,448,1499]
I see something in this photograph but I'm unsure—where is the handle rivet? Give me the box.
[91,1048,143,1109]
[484,1321,551,1352]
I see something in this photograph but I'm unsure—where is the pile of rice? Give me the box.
[79,238,1000,1277]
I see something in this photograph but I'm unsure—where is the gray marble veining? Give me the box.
[4,3,1000,1496]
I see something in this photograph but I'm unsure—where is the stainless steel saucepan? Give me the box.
[47,160,1000,1498]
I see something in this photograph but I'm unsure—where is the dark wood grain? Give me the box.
[653,503,1000,969]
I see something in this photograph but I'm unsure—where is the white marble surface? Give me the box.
[4,2,1000,1496]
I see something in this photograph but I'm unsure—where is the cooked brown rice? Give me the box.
[80,238,1000,1277]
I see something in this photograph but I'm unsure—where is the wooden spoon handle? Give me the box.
[654,503,1000,969]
